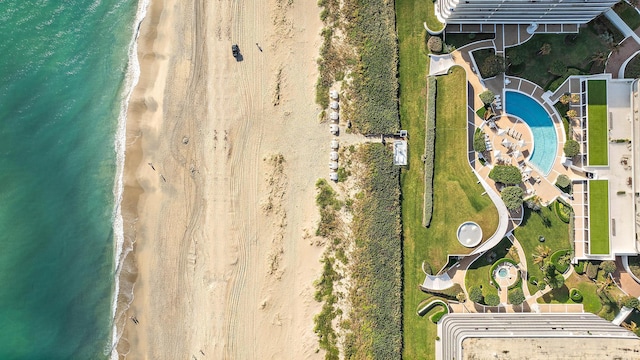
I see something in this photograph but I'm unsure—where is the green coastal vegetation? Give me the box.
[613,0,640,30]
[465,237,518,302]
[589,180,610,255]
[587,79,609,166]
[344,144,402,359]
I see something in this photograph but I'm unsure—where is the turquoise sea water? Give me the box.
[505,91,558,175]
[0,1,138,358]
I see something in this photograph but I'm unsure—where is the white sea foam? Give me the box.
[107,0,149,358]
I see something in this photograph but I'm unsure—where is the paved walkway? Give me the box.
[615,256,640,297]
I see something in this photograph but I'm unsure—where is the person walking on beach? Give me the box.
[256,43,262,52]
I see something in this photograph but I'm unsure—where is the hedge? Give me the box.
[553,200,571,224]
[570,288,583,302]
[508,287,526,305]
[528,276,538,285]
[550,249,571,274]
[485,293,500,306]
[430,309,448,324]
[422,283,464,301]
[416,297,448,316]
[574,261,586,275]
[423,76,437,227]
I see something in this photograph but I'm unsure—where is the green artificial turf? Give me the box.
[589,180,610,255]
[587,79,608,166]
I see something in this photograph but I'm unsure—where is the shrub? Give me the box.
[528,276,539,285]
[427,36,443,53]
[480,54,505,78]
[537,280,547,291]
[564,139,580,157]
[570,288,583,302]
[600,260,617,277]
[474,128,487,153]
[508,288,526,305]
[586,262,599,279]
[489,165,522,185]
[553,200,571,223]
[423,76,437,227]
[501,186,524,211]
[556,174,571,189]
[566,109,578,119]
[549,60,567,76]
[623,296,640,309]
[479,90,495,105]
[547,273,565,289]
[550,249,571,273]
[574,261,586,275]
[485,293,500,306]
[469,285,484,303]
[508,48,526,66]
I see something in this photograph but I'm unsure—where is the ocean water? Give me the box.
[0,1,139,358]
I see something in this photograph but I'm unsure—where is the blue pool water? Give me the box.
[505,91,558,175]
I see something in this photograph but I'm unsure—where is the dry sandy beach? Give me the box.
[116,0,328,358]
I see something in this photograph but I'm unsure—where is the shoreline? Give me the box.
[109,0,156,357]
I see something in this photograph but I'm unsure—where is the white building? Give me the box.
[435,0,618,25]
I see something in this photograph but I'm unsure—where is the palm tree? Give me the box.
[591,51,608,66]
[623,321,638,332]
[539,43,551,56]
[533,245,551,265]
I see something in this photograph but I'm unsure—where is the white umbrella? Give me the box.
[493,150,502,159]
[511,150,522,159]
[330,151,339,161]
[523,167,533,175]
[497,128,506,136]
[518,139,525,148]
[501,138,512,148]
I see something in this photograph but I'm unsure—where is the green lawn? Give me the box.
[537,273,602,314]
[505,28,610,89]
[396,0,438,357]
[465,237,516,299]
[613,1,640,30]
[589,180,610,255]
[513,206,571,294]
[587,79,608,166]
[397,1,498,356]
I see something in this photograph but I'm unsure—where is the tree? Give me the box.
[485,293,500,306]
[566,109,578,119]
[537,280,547,291]
[570,93,580,103]
[479,90,495,105]
[623,321,638,332]
[600,260,617,277]
[501,186,524,211]
[556,174,571,189]
[508,288,526,305]
[564,139,580,157]
[539,43,551,56]
[456,292,467,302]
[474,130,487,153]
[591,51,608,65]
[622,295,640,309]
[547,273,565,289]
[489,165,523,185]
[480,54,505,78]
[549,60,567,76]
[427,36,443,53]
[559,94,571,104]
[469,285,484,303]
[533,245,552,265]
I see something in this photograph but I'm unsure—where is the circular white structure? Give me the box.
[330,101,339,110]
[330,111,339,121]
[330,151,339,161]
[456,221,482,248]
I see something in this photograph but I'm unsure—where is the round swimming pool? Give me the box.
[505,91,558,175]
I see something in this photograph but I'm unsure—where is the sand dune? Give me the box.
[117,0,327,358]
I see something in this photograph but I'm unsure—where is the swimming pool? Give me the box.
[505,91,557,175]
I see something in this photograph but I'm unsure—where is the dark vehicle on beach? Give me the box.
[232,44,240,59]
